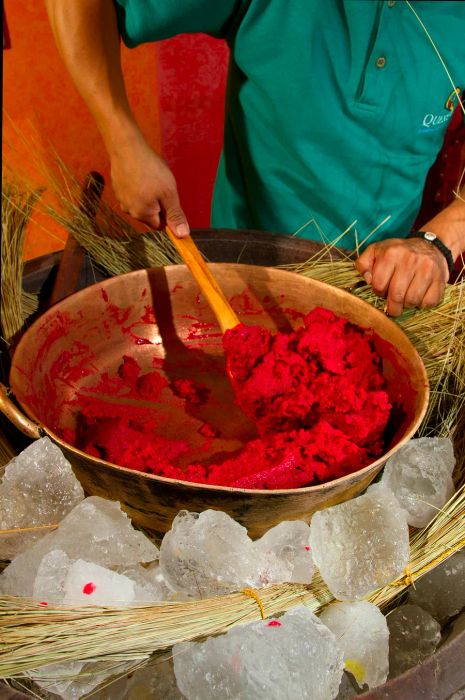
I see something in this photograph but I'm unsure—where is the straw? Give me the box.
[1,177,41,345]
[0,434,16,472]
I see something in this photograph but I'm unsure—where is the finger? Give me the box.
[123,198,162,229]
[401,249,446,309]
[142,201,162,230]
[403,270,433,309]
[420,278,445,309]
[355,245,377,285]
[170,221,190,238]
[384,266,416,317]
[145,209,162,230]
[163,189,190,238]
[369,254,397,299]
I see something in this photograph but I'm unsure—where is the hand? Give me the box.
[355,237,449,317]
[109,133,190,237]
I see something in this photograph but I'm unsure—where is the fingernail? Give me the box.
[176,223,190,238]
[363,272,372,284]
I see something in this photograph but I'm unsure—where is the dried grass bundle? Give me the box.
[0,484,463,680]
[40,156,181,274]
[0,434,16,473]
[1,178,42,345]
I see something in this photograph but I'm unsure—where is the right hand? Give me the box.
[109,133,190,237]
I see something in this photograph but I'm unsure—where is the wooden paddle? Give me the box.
[165,225,241,333]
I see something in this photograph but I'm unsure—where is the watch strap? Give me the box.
[407,231,455,277]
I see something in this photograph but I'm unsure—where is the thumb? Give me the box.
[164,190,190,238]
[355,244,377,285]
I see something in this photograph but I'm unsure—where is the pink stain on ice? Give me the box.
[267,620,282,627]
[82,582,96,595]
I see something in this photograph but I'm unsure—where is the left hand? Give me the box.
[355,237,449,317]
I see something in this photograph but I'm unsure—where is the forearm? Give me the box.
[419,186,465,262]
[45,1,189,235]
[44,0,143,155]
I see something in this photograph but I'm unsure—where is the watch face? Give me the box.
[424,232,436,242]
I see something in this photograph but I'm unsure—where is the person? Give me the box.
[44,0,465,316]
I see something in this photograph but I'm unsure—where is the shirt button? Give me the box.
[376,56,387,68]
[387,0,395,6]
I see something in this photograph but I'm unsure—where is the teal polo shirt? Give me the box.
[115,1,465,251]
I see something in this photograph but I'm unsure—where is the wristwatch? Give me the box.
[407,231,455,277]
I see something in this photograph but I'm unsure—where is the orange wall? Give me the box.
[3,2,227,261]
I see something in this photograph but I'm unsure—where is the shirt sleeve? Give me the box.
[114,0,243,47]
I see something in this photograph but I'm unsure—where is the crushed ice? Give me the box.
[0,436,462,699]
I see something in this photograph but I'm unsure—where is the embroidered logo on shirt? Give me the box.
[445,87,462,111]
[420,86,462,132]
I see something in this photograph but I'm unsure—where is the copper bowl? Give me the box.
[3,264,428,539]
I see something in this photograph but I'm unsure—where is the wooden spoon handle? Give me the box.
[166,225,240,333]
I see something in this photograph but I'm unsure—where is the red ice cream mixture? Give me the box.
[69,307,391,489]
[224,307,390,445]
[171,378,210,405]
